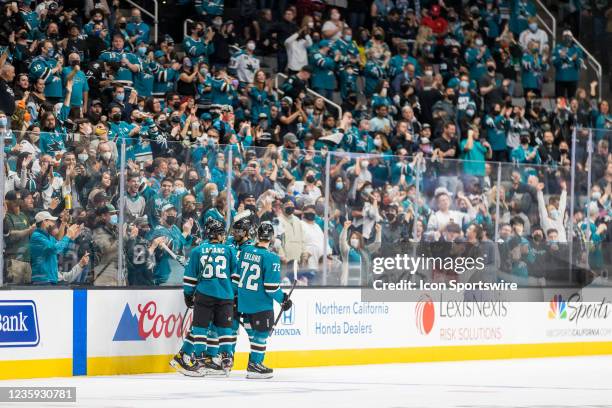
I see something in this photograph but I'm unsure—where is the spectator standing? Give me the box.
[285,25,313,74]
[551,30,584,99]
[29,211,82,284]
[3,191,35,284]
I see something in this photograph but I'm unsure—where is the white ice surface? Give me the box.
[2,356,612,408]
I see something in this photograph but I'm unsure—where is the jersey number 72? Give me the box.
[238,261,261,291]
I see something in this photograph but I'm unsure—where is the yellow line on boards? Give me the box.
[0,358,72,380]
[4,343,612,379]
[87,342,612,376]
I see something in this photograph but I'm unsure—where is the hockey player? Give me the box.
[205,211,254,368]
[170,219,237,376]
[236,222,293,379]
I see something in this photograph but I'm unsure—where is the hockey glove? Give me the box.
[184,294,194,309]
[281,293,293,311]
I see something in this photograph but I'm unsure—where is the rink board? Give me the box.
[1,288,612,379]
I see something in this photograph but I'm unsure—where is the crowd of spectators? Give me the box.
[0,0,611,288]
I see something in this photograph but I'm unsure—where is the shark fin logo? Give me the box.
[415,296,435,335]
[548,295,567,320]
[113,304,145,341]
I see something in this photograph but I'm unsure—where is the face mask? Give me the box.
[350,238,359,248]
[246,42,256,51]
[336,182,343,190]
[112,112,122,122]
[70,60,80,67]
[308,22,314,28]
[475,39,483,46]
[284,206,294,215]
[138,46,147,55]
[424,70,433,76]
[175,187,186,194]
[374,139,382,147]
[173,101,181,110]
[363,186,373,194]
[95,127,106,136]
[101,152,112,161]
[550,209,560,220]
[138,228,150,237]
[0,117,7,127]
[47,48,55,57]
[110,214,118,225]
[78,154,88,162]
[520,137,530,144]
[466,109,475,117]
[115,93,125,102]
[344,35,352,42]
[305,108,314,115]
[306,175,316,183]
[361,160,369,168]
[119,22,127,29]
[166,215,177,225]
[529,23,538,32]
[592,191,602,200]
[303,212,316,221]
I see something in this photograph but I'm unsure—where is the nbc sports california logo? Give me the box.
[415,296,435,335]
[548,295,567,320]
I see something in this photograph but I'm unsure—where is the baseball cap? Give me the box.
[35,211,58,223]
[200,112,212,121]
[5,190,18,201]
[161,203,176,213]
[91,99,103,106]
[434,187,452,198]
[281,96,293,105]
[284,132,298,144]
[319,39,331,48]
[96,203,117,216]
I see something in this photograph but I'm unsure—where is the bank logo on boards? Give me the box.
[548,295,567,320]
[0,300,40,347]
[415,296,435,335]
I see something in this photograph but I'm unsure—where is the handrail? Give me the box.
[533,0,556,50]
[184,18,193,39]
[125,0,158,43]
[572,37,603,99]
[274,73,343,120]
[533,0,602,98]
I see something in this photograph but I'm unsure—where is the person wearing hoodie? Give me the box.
[536,180,568,243]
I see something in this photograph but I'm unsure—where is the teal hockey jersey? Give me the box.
[184,241,237,300]
[235,245,285,314]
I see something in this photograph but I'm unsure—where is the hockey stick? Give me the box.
[160,241,187,266]
[270,262,299,335]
